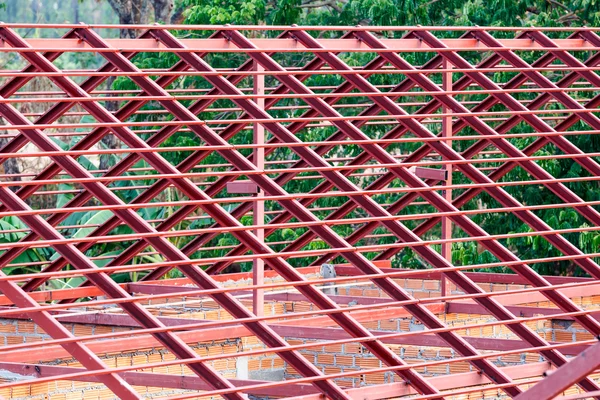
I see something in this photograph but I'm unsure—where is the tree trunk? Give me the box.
[0,135,21,192]
[72,0,79,23]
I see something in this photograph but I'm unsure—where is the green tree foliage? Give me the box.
[179,0,600,27]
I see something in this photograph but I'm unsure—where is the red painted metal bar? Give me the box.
[196,28,525,396]
[281,28,600,393]
[2,24,600,399]
[0,361,553,399]
[0,362,317,398]
[113,26,445,398]
[515,340,600,399]
[75,25,448,399]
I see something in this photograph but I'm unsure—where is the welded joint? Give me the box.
[408,166,448,181]
[226,181,260,194]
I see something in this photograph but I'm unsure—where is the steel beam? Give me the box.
[153,27,526,396]
[72,25,447,399]
[79,25,444,398]
[0,36,597,52]
[514,341,600,399]
[279,28,600,393]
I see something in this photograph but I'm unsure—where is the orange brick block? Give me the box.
[335,355,355,367]
[16,321,36,333]
[324,366,342,375]
[6,336,24,345]
[10,385,32,399]
[270,356,283,369]
[554,331,574,342]
[379,319,398,330]
[0,323,16,333]
[423,280,439,290]
[317,354,335,365]
[323,343,343,353]
[449,361,471,373]
[362,372,385,385]
[73,324,94,337]
[358,357,381,369]
[344,343,362,354]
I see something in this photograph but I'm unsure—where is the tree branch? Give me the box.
[301,0,342,13]
[547,0,571,13]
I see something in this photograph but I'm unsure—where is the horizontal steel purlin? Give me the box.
[169,27,523,396]
[202,30,543,276]
[8,26,357,400]
[226,28,598,396]
[1,23,600,400]
[90,26,443,398]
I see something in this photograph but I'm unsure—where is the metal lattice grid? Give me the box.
[0,24,598,400]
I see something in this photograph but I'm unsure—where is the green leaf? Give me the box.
[71,210,115,240]
[50,210,114,262]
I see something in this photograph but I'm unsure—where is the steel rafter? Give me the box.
[0,24,600,400]
[151,27,527,396]
[76,25,449,398]
[221,27,600,396]
[0,26,345,400]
